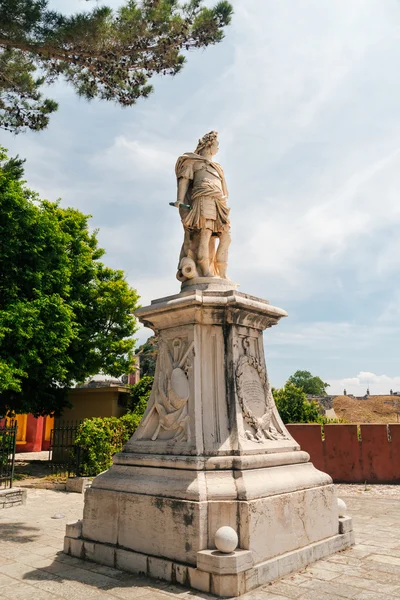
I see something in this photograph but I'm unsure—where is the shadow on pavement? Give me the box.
[1,522,41,543]
[22,551,214,599]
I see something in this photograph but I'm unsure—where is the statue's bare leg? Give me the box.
[208,235,217,276]
[197,228,213,276]
[216,229,231,278]
[178,228,191,266]
[176,229,191,281]
[190,230,201,261]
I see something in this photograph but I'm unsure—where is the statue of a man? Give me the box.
[172,131,231,281]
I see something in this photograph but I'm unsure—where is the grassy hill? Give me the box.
[333,395,400,424]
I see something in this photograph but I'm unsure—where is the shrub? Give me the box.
[128,375,154,418]
[274,383,321,424]
[273,382,348,425]
[74,413,141,476]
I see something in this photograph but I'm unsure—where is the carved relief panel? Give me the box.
[235,336,290,443]
[135,333,194,443]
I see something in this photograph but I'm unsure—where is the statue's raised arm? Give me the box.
[172,131,231,282]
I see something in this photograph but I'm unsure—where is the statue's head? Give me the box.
[195,130,219,156]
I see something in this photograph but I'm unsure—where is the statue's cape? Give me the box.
[175,153,228,204]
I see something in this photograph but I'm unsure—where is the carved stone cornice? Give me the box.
[135,288,287,333]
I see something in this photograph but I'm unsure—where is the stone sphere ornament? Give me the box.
[214,526,238,553]
[337,498,347,517]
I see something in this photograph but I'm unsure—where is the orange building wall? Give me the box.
[5,414,54,453]
[287,423,400,483]
[57,386,129,424]
[3,386,129,453]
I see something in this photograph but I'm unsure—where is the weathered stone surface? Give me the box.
[67,537,83,558]
[173,563,188,586]
[0,487,27,509]
[211,572,246,597]
[197,549,253,574]
[187,566,211,592]
[339,516,353,534]
[117,493,206,564]
[115,548,147,575]
[63,536,70,555]
[91,542,115,567]
[148,556,173,581]
[66,477,92,494]
[82,487,118,545]
[65,520,82,539]
[127,290,292,458]
[240,484,338,564]
[64,286,352,596]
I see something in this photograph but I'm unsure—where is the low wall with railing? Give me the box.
[286,423,400,483]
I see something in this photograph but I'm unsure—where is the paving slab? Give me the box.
[14,451,49,462]
[1,487,400,598]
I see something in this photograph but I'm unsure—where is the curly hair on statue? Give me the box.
[194,130,218,154]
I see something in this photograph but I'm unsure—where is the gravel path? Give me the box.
[336,483,400,497]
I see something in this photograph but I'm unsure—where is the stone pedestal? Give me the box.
[64,287,354,597]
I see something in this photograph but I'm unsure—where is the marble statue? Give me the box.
[65,130,354,598]
[171,131,231,281]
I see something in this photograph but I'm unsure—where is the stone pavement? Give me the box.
[1,487,400,599]
[14,451,49,462]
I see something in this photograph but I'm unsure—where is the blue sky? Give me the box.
[3,0,400,394]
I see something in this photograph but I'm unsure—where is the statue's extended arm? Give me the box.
[169,176,191,209]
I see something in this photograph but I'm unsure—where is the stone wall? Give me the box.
[0,488,27,509]
[287,423,400,483]
[306,395,336,413]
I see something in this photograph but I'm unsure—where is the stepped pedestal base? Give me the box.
[64,287,354,596]
[65,524,353,597]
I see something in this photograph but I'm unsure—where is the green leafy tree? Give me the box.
[287,370,329,396]
[128,374,153,417]
[0,147,139,416]
[0,0,233,133]
[136,335,158,377]
[273,383,321,424]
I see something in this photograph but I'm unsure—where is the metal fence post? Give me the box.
[0,420,18,489]
[49,421,82,476]
[9,423,16,489]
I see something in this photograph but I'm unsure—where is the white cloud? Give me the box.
[214,0,400,296]
[90,136,176,182]
[12,0,400,298]
[328,372,400,395]
[4,0,400,388]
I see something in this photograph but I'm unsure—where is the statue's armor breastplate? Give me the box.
[204,164,222,179]
[193,163,223,190]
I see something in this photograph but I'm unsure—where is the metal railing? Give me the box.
[49,422,82,477]
[0,421,17,489]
